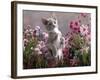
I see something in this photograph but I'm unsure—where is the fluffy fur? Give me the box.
[42,17,65,60]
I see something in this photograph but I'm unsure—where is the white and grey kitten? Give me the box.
[42,17,65,60]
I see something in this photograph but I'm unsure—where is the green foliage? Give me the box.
[69,34,90,66]
[23,33,90,68]
[23,38,38,69]
[23,37,48,69]
[81,49,90,66]
[70,34,85,49]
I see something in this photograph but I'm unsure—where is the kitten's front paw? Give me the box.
[60,37,65,48]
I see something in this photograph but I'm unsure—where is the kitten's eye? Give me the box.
[48,22,52,25]
[54,21,56,24]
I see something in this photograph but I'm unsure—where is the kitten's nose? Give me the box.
[48,22,52,25]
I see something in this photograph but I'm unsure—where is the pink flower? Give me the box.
[42,32,48,42]
[42,32,48,39]
[34,26,41,37]
[69,20,80,33]
[38,51,42,55]
[34,47,42,54]
[65,37,71,48]
[39,41,45,48]
[36,44,42,49]
[80,46,89,54]
[62,48,69,58]
[80,25,89,36]
[34,47,40,51]
[24,39,29,46]
[24,29,29,34]
[24,39,28,43]
[35,26,40,30]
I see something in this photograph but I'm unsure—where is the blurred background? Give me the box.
[23,10,91,36]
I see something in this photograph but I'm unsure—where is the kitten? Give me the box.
[42,17,65,61]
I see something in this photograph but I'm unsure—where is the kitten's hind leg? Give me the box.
[47,44,57,57]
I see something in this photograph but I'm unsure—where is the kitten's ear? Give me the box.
[51,16,56,21]
[42,18,48,25]
[51,13,57,20]
[53,17,57,21]
[53,17,58,24]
